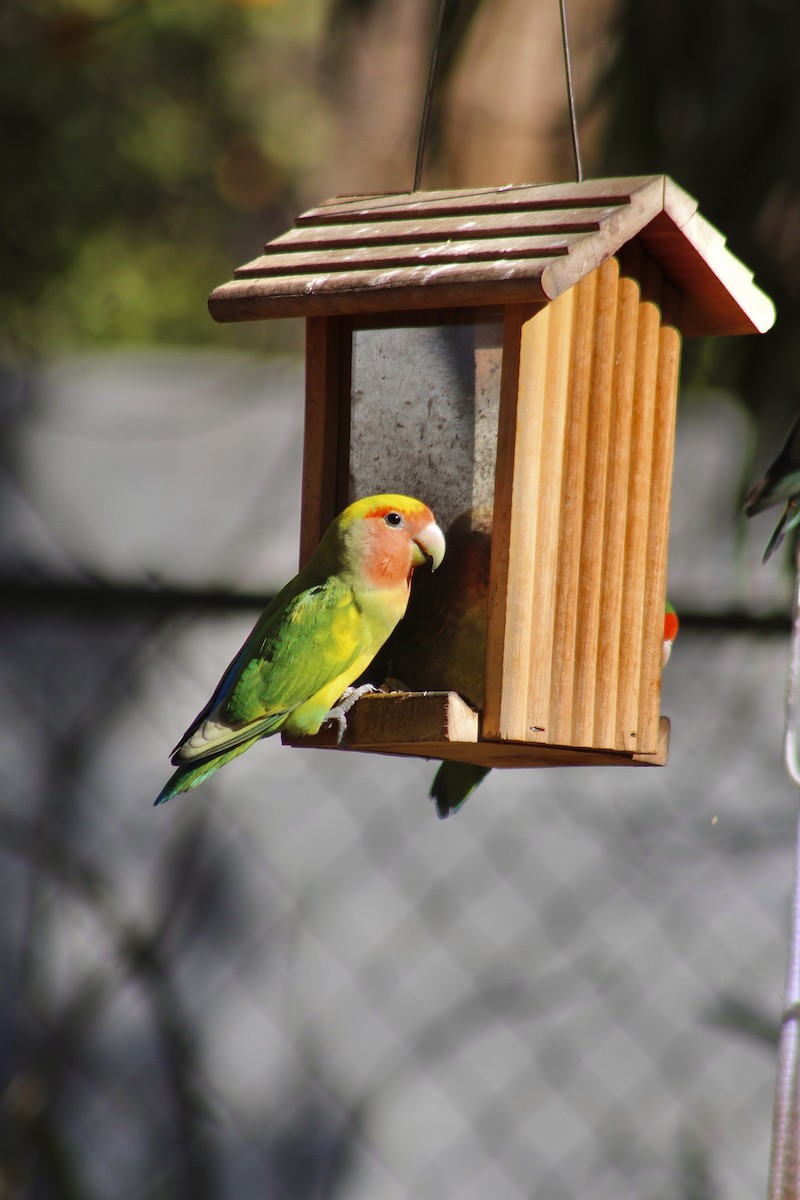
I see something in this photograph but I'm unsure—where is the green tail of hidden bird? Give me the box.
[430,762,491,820]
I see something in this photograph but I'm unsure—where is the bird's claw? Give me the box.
[325,684,376,745]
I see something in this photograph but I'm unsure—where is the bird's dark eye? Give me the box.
[384,511,403,527]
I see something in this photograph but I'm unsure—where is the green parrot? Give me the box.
[745,410,800,561]
[155,494,445,805]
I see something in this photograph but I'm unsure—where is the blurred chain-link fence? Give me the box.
[0,352,795,1199]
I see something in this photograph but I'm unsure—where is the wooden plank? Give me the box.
[569,258,620,744]
[547,269,597,744]
[483,306,529,741]
[281,691,670,769]
[592,275,639,749]
[637,325,681,750]
[229,260,557,292]
[488,300,547,739]
[524,287,576,743]
[272,209,615,250]
[209,274,550,323]
[296,176,663,224]
[299,317,348,567]
[483,291,576,744]
[234,237,571,278]
[614,299,661,752]
[320,689,481,746]
[334,318,353,520]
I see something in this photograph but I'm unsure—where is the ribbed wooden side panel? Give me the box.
[484,257,681,752]
[548,269,597,739]
[636,324,681,750]
[589,275,640,748]
[524,286,576,732]
[612,301,661,751]
[483,300,558,738]
[567,260,620,745]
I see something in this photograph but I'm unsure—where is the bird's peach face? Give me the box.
[356,503,445,588]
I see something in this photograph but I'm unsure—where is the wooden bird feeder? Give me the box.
[209,175,774,771]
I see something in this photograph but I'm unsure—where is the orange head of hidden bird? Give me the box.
[662,600,679,667]
[154,494,445,805]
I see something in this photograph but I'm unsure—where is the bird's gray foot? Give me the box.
[325,684,376,744]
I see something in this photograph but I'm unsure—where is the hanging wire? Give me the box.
[415,0,584,190]
[769,541,800,1200]
[413,0,448,192]
[558,0,583,182]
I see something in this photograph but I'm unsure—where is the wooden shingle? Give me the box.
[209,175,775,337]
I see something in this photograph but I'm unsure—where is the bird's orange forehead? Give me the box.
[361,501,426,521]
[362,503,399,520]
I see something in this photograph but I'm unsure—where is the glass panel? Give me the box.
[349,315,503,531]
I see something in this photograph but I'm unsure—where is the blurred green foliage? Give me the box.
[4,0,799,441]
[605,0,800,431]
[1,0,330,363]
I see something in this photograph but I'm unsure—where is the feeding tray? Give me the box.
[281,690,670,769]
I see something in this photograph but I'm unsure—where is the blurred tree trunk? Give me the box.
[438,0,619,187]
[307,0,431,200]
[311,0,620,201]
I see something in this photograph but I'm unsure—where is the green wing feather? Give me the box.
[156,574,371,804]
[221,578,366,728]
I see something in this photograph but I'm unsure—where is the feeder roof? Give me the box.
[209,175,775,338]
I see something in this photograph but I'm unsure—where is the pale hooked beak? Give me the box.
[413,521,446,571]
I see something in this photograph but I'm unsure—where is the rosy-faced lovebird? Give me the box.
[154,494,445,805]
[745,410,800,562]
